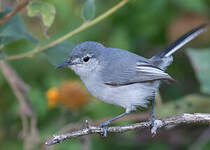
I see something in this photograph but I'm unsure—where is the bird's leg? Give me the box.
[149,98,155,127]
[100,112,129,137]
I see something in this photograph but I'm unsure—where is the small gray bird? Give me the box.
[57,24,207,136]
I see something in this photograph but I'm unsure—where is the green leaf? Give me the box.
[82,0,95,21]
[0,9,37,45]
[186,48,210,94]
[44,42,75,66]
[27,1,56,28]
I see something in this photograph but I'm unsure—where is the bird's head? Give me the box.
[57,41,105,78]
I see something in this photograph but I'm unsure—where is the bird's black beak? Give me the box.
[56,61,72,69]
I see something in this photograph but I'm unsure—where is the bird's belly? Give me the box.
[84,79,158,109]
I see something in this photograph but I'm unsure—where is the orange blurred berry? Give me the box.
[46,88,59,108]
[46,81,90,110]
[58,81,89,109]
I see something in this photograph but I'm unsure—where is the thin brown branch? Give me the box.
[45,113,210,146]
[0,60,39,150]
[0,0,29,26]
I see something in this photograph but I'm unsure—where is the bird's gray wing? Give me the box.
[103,61,174,86]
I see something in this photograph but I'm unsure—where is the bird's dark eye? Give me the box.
[83,56,90,62]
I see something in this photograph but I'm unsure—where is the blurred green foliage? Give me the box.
[27,1,56,28]
[0,9,36,45]
[82,0,95,21]
[0,0,210,150]
[187,48,210,94]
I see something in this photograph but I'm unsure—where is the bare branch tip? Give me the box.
[45,135,63,146]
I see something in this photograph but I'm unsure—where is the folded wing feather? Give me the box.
[104,62,174,86]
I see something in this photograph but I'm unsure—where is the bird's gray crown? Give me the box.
[69,41,105,60]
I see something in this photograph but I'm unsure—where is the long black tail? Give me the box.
[155,24,208,58]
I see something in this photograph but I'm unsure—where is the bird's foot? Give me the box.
[151,120,163,135]
[100,121,110,137]
[149,113,163,135]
